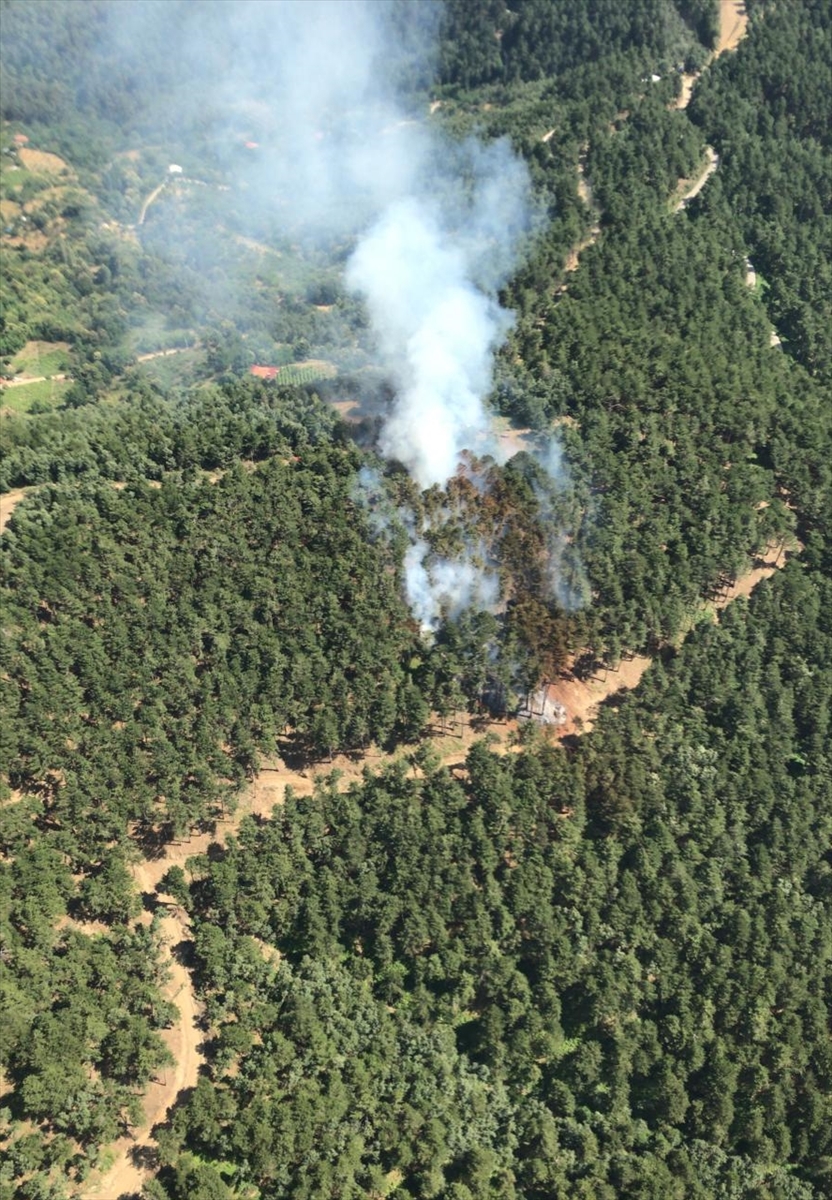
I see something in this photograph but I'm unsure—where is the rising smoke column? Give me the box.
[347,199,504,488]
[343,121,532,627]
[110,0,542,629]
[346,139,530,490]
[404,536,500,629]
[172,0,532,496]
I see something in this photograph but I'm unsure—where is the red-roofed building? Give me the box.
[13,133,29,146]
[250,365,280,380]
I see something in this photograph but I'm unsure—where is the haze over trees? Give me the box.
[1,1,830,1197]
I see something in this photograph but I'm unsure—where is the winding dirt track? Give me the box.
[43,11,767,1194]
[85,755,369,1198]
[677,0,749,110]
[0,372,68,389]
[91,899,201,1200]
[675,144,719,210]
[137,182,166,226]
[135,347,195,363]
[547,540,793,737]
[85,529,792,1196]
[0,488,30,533]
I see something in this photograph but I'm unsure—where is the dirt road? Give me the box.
[558,157,601,284]
[0,488,32,533]
[135,347,195,363]
[675,145,719,210]
[137,183,166,226]
[549,540,792,736]
[676,0,749,110]
[83,530,796,1196]
[83,747,373,1197]
[90,899,201,1200]
[0,372,68,388]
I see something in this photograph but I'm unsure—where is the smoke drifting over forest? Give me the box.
[115,0,563,629]
[199,0,532,491]
[346,145,529,489]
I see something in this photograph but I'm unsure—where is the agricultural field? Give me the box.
[272,358,338,386]
[0,375,71,413]
[9,339,71,377]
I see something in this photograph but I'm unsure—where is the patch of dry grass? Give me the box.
[18,147,72,175]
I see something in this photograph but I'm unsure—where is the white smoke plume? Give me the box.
[346,173,525,490]
[528,437,591,612]
[106,0,537,627]
[404,538,501,633]
[350,464,403,544]
[264,0,532,621]
[352,466,502,631]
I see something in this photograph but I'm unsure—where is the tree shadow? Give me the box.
[132,820,174,861]
[572,649,600,682]
[274,734,312,772]
[128,1142,160,1172]
[171,937,196,969]
[150,1082,199,1143]
[140,890,164,915]
[203,838,228,863]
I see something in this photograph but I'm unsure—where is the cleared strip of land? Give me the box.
[84,528,795,1196]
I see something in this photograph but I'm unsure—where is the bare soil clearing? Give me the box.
[0,488,31,533]
[718,0,749,54]
[546,654,653,738]
[55,915,110,938]
[0,198,21,222]
[18,147,72,175]
[494,417,535,458]
[11,339,70,371]
[718,542,788,604]
[23,183,74,215]
[4,227,48,252]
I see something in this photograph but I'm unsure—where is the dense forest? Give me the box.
[1,1,831,1198]
[165,559,832,1200]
